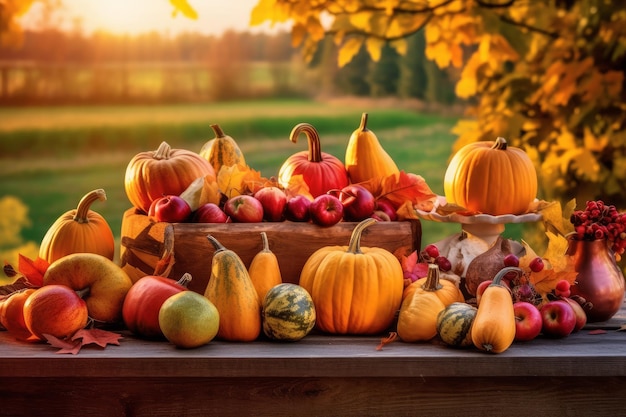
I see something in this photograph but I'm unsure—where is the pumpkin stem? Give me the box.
[359,112,370,132]
[206,234,227,253]
[289,123,323,163]
[347,218,377,254]
[73,189,106,224]
[421,264,443,291]
[492,266,522,287]
[210,124,226,138]
[153,141,172,160]
[492,137,508,151]
[177,273,192,288]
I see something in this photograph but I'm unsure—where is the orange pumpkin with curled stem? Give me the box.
[278,123,349,197]
[38,188,115,263]
[125,141,215,214]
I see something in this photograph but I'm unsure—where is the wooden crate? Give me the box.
[120,208,422,294]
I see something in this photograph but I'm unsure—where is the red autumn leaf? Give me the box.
[43,334,83,355]
[17,255,49,287]
[72,328,123,348]
[359,171,437,212]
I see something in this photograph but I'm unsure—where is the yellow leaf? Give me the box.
[389,38,407,55]
[455,53,480,98]
[349,11,373,31]
[425,41,452,68]
[169,0,198,19]
[249,0,277,25]
[366,37,384,61]
[338,37,364,67]
[583,127,609,152]
[307,15,326,41]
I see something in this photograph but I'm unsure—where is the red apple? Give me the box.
[286,195,311,222]
[122,274,192,339]
[149,195,192,223]
[560,296,587,332]
[254,186,287,222]
[475,280,492,306]
[335,184,376,221]
[193,203,229,223]
[23,284,89,340]
[540,300,577,338]
[309,194,344,227]
[513,301,543,342]
[375,198,397,221]
[224,195,264,223]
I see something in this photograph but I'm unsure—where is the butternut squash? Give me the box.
[204,235,261,342]
[248,232,282,303]
[471,266,519,353]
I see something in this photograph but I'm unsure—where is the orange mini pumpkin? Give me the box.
[125,141,215,214]
[443,137,537,215]
[39,188,115,263]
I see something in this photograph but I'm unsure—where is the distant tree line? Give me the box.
[0,29,458,105]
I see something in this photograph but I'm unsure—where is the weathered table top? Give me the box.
[2,302,625,379]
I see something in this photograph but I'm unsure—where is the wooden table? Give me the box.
[1,304,625,417]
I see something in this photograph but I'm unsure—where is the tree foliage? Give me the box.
[250,0,626,208]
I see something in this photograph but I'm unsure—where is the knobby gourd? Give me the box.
[443,137,537,216]
[199,124,247,174]
[204,235,261,342]
[248,232,283,303]
[397,264,465,342]
[299,218,403,335]
[344,112,399,184]
[39,188,115,263]
[471,266,519,353]
[278,123,349,197]
[125,141,216,214]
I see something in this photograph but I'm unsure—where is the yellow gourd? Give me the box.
[204,235,261,342]
[344,112,400,184]
[39,189,115,263]
[471,266,519,353]
[199,124,246,174]
[397,264,463,342]
[248,232,282,303]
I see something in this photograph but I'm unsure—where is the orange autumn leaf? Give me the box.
[522,234,577,297]
[217,164,266,198]
[18,255,48,287]
[283,174,313,200]
[72,328,123,348]
[358,171,438,211]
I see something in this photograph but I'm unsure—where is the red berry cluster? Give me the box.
[570,200,626,257]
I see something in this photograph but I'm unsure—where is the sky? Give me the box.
[22,0,285,36]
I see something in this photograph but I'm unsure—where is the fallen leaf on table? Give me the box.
[44,334,83,355]
[72,328,123,348]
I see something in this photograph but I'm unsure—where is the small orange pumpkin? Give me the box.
[39,188,115,263]
[443,137,537,215]
[299,218,404,335]
[124,141,216,214]
[278,123,349,197]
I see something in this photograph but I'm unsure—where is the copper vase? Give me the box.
[567,238,625,322]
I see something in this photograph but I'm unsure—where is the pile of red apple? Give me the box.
[513,280,587,342]
[149,183,398,227]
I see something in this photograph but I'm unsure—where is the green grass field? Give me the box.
[0,98,524,271]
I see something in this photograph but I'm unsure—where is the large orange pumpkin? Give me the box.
[125,141,216,214]
[443,137,537,215]
[278,123,349,197]
[39,188,115,263]
[299,218,404,335]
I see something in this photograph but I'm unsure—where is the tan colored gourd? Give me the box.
[397,264,464,342]
[471,266,519,353]
[344,112,400,184]
[204,235,261,342]
[199,124,246,174]
[39,189,115,263]
[248,232,282,303]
